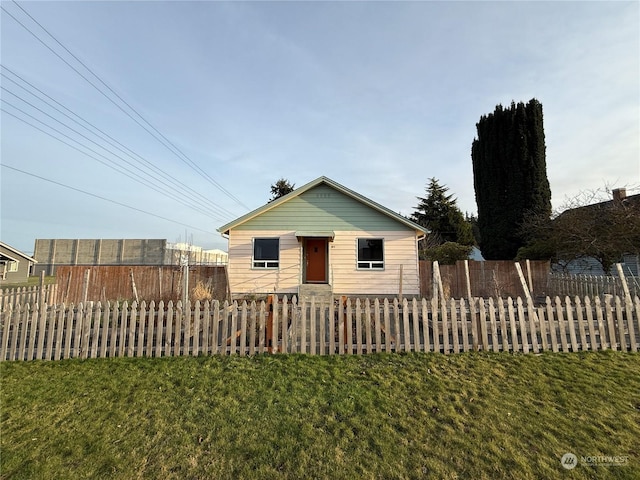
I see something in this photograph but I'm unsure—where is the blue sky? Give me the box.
[1,1,638,254]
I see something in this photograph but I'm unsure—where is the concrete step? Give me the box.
[298,284,333,303]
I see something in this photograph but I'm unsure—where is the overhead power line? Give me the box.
[3,1,250,210]
[1,104,225,222]
[1,86,235,221]
[1,164,218,235]
[1,66,239,219]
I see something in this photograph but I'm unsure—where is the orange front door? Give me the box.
[305,238,327,283]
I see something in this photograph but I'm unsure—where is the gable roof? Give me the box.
[556,192,640,221]
[218,176,427,236]
[0,241,37,263]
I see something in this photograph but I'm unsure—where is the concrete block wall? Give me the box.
[33,239,167,275]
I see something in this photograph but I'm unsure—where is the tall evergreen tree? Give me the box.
[471,99,551,259]
[269,178,295,202]
[412,178,474,246]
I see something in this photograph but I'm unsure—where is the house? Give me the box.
[0,242,37,285]
[552,188,640,275]
[218,176,428,299]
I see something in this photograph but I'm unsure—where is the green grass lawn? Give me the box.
[0,276,56,289]
[1,352,639,479]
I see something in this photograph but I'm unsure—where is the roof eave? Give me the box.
[217,179,323,234]
[0,242,37,263]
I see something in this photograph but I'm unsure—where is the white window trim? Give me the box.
[356,238,385,270]
[252,237,280,269]
[7,260,18,272]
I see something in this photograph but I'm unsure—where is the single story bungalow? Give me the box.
[218,176,428,299]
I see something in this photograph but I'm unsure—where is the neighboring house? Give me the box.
[0,242,37,285]
[218,176,428,298]
[552,188,640,276]
[470,246,484,261]
[553,253,640,277]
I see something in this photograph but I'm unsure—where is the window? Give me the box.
[357,238,384,269]
[253,238,279,268]
[8,261,18,272]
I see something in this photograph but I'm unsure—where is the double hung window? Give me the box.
[357,238,384,269]
[253,238,279,268]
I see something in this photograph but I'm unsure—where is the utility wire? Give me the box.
[5,1,249,209]
[1,99,209,216]
[10,0,240,201]
[1,105,226,222]
[1,87,233,219]
[1,66,240,218]
[1,164,218,235]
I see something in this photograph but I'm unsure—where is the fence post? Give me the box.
[464,260,472,301]
[130,268,139,304]
[1,304,13,361]
[272,295,279,354]
[604,296,617,350]
[181,259,189,307]
[282,296,290,354]
[339,296,347,354]
[459,299,469,352]
[433,261,445,304]
[614,297,627,352]
[469,297,478,351]
[616,263,631,302]
[239,301,247,356]
[266,295,274,353]
[38,271,45,312]
[82,269,91,304]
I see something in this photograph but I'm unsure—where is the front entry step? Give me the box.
[298,284,333,303]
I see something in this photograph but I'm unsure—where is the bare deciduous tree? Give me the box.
[518,185,640,273]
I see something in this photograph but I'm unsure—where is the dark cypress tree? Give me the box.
[471,99,551,259]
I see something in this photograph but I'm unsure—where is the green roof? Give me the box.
[218,176,428,235]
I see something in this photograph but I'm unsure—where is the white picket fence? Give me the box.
[547,272,640,299]
[1,295,638,361]
[0,284,58,310]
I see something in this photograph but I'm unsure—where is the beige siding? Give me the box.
[330,231,420,296]
[228,229,421,297]
[228,230,301,295]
